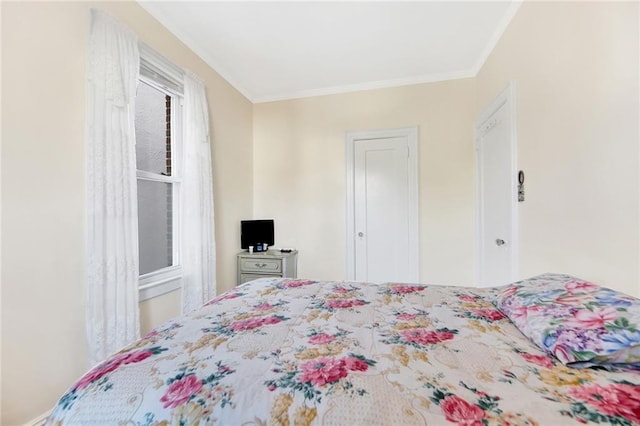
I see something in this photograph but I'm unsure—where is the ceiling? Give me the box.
[139,1,521,103]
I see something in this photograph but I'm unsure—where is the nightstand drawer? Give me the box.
[240,258,282,273]
[236,250,298,286]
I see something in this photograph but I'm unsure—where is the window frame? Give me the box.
[136,46,185,302]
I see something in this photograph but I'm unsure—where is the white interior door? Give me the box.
[476,83,517,287]
[346,127,419,283]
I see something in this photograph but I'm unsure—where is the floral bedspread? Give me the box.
[48,278,640,425]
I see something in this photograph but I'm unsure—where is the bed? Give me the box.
[47,273,640,425]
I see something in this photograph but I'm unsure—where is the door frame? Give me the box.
[475,81,518,286]
[345,126,419,281]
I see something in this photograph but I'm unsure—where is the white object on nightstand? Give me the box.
[237,250,298,285]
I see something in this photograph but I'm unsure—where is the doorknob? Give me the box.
[358,232,364,237]
[496,239,506,246]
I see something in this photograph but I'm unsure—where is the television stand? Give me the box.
[236,249,298,286]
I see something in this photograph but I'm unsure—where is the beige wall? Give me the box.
[1,2,252,424]
[253,80,477,284]
[139,289,182,335]
[476,1,639,296]
[254,1,639,297]
[2,1,639,424]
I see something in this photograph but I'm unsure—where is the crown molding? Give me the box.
[252,69,476,104]
[137,1,255,102]
[470,0,522,76]
[138,1,521,104]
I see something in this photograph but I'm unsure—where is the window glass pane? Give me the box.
[137,179,173,275]
[135,81,171,175]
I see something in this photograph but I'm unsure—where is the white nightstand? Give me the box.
[236,250,298,285]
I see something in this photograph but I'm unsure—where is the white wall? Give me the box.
[476,1,639,296]
[1,2,253,424]
[254,80,477,285]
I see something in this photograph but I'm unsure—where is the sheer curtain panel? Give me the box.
[86,9,140,366]
[181,72,216,313]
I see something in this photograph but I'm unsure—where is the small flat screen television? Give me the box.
[241,219,274,249]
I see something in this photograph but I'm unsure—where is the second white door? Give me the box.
[348,128,419,283]
[476,83,518,287]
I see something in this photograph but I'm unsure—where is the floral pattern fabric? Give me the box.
[48,278,640,425]
[494,273,640,368]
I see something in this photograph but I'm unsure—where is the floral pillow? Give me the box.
[494,273,640,368]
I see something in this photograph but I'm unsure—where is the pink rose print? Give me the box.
[111,348,159,366]
[440,395,485,426]
[75,360,121,390]
[501,285,519,298]
[565,306,617,329]
[254,303,273,311]
[75,349,154,390]
[160,375,203,409]
[299,357,348,387]
[396,313,418,321]
[391,285,425,294]
[508,306,529,322]
[569,383,640,423]
[553,344,573,364]
[555,294,594,306]
[521,353,553,369]
[308,333,336,345]
[284,280,315,288]
[261,316,282,325]
[121,349,154,364]
[230,316,282,331]
[459,294,479,302]
[333,287,349,294]
[142,329,160,339]
[565,280,600,294]
[206,292,240,305]
[326,299,366,309]
[472,308,506,321]
[401,329,455,346]
[230,317,263,331]
[343,357,369,372]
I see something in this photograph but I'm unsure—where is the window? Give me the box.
[135,46,184,301]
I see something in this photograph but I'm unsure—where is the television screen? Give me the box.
[241,219,274,249]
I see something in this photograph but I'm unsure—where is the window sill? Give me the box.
[139,266,182,302]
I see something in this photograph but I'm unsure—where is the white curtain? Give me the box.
[181,72,216,313]
[86,9,140,366]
